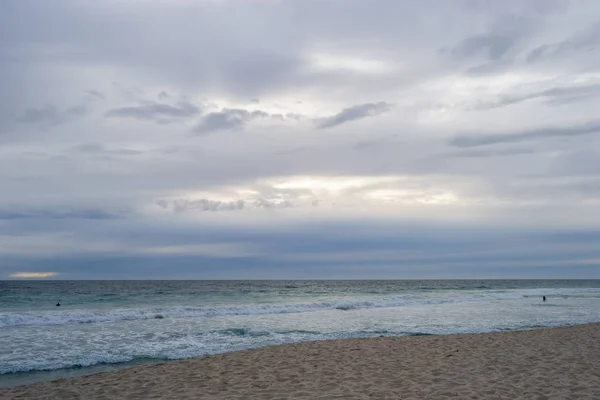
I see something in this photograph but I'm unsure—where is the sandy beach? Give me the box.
[2,323,599,399]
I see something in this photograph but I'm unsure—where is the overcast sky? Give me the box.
[2,0,600,279]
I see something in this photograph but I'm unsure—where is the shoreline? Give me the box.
[0,324,573,389]
[1,323,599,399]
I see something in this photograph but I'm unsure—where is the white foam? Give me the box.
[1,287,597,328]
[0,328,328,374]
[2,286,600,376]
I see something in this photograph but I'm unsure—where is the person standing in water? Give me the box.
[543,296,546,302]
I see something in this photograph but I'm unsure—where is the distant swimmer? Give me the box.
[56,302,61,307]
[542,296,546,302]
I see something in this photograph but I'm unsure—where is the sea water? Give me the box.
[1,280,599,388]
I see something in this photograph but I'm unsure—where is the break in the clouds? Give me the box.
[2,0,600,279]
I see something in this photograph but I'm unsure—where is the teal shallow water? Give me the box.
[1,280,599,388]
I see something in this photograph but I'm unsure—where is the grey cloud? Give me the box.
[450,120,600,148]
[444,147,535,158]
[219,52,307,97]
[111,84,144,102]
[17,105,62,125]
[318,102,391,129]
[0,3,549,126]
[274,147,310,156]
[72,143,143,156]
[465,60,512,76]
[156,194,298,212]
[443,15,532,63]
[4,0,600,278]
[0,208,123,220]
[72,143,108,153]
[0,0,581,103]
[108,149,143,156]
[4,218,600,278]
[17,104,90,126]
[66,104,87,117]
[105,101,200,123]
[20,151,50,158]
[474,83,600,110]
[450,33,515,61]
[480,174,600,204]
[353,134,400,150]
[157,199,245,213]
[194,109,269,134]
[270,112,304,121]
[542,84,600,105]
[86,90,105,100]
[527,21,600,63]
[253,198,294,209]
[546,148,600,177]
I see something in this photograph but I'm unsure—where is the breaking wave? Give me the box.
[2,287,597,328]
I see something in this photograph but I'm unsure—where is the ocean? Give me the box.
[1,280,600,388]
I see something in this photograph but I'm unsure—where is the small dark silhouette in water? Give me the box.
[542,296,546,302]
[56,302,61,307]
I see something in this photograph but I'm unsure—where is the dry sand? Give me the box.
[2,323,599,399]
